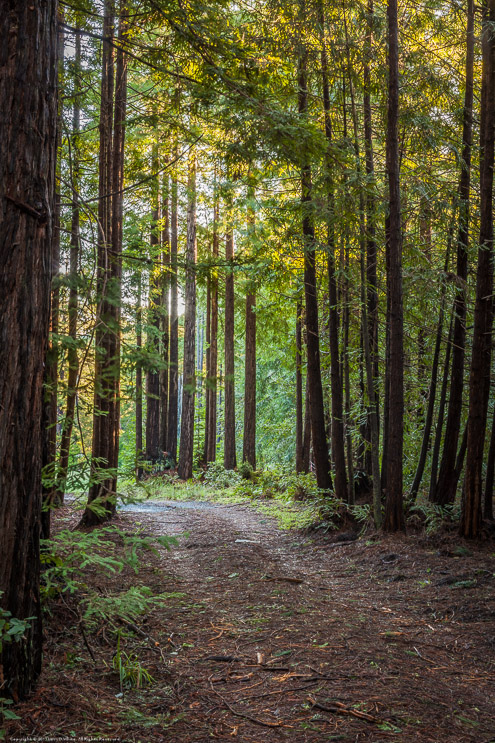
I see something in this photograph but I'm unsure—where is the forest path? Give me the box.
[8,499,495,743]
[119,498,495,743]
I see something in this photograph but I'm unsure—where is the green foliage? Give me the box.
[0,597,34,655]
[408,502,461,536]
[82,586,176,630]
[203,462,241,488]
[40,527,179,600]
[112,633,155,692]
[238,461,254,480]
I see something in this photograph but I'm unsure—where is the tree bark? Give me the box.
[57,28,81,502]
[433,0,474,506]
[83,3,127,524]
[298,33,332,492]
[167,158,179,463]
[146,140,161,464]
[461,0,495,538]
[243,190,257,468]
[0,0,58,697]
[207,182,219,463]
[383,0,405,532]
[224,189,237,470]
[178,153,197,480]
[320,9,347,501]
[136,273,143,478]
[295,300,304,473]
[160,178,170,453]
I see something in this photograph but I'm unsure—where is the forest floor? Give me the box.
[6,495,495,743]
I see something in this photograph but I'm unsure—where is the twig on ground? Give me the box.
[211,686,284,728]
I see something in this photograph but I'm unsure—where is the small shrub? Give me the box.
[238,461,254,480]
[203,462,241,489]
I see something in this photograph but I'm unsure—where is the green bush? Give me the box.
[203,462,241,489]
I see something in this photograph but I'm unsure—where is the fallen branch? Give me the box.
[308,697,382,723]
[212,687,284,728]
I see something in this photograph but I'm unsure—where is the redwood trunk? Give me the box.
[178,154,197,480]
[167,164,179,463]
[383,0,405,531]
[462,0,495,538]
[0,0,58,697]
[224,210,237,469]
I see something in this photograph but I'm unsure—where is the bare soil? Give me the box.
[6,499,495,743]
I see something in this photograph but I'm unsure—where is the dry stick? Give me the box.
[211,686,284,728]
[308,697,381,724]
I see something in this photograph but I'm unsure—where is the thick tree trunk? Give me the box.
[84,3,127,525]
[298,39,332,492]
[484,404,495,520]
[224,202,237,469]
[462,0,495,538]
[178,154,197,480]
[433,0,474,506]
[0,0,58,697]
[383,0,405,532]
[167,162,179,463]
[429,313,454,498]
[57,28,81,502]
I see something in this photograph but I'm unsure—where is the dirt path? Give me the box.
[7,500,495,743]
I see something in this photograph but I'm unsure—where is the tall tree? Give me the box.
[57,28,82,501]
[178,152,197,480]
[383,0,405,531]
[146,140,161,464]
[83,3,127,524]
[432,0,474,506]
[298,16,332,491]
[461,0,495,538]
[243,189,257,468]
[167,160,179,463]
[224,182,237,469]
[206,178,219,463]
[0,0,58,696]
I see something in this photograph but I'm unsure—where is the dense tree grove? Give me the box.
[2,0,495,697]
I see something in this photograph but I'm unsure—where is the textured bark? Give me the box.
[166,163,179,462]
[298,37,332,492]
[383,0,405,532]
[57,28,81,502]
[320,11,347,501]
[224,207,237,469]
[206,187,219,463]
[302,374,312,474]
[0,0,58,697]
[84,3,127,525]
[178,154,197,480]
[204,276,211,462]
[433,0,474,506]
[462,0,495,538]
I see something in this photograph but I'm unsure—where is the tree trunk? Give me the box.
[160,178,170,453]
[383,0,405,532]
[224,192,237,470]
[83,3,127,524]
[57,28,81,502]
[0,0,58,697]
[429,312,454,498]
[243,190,257,468]
[461,0,495,538]
[136,273,143,479]
[298,35,332,492]
[167,159,179,463]
[320,9,347,500]
[295,300,304,473]
[178,153,197,480]
[146,141,161,464]
[207,183,219,463]
[433,0,474,506]
[484,404,495,520]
